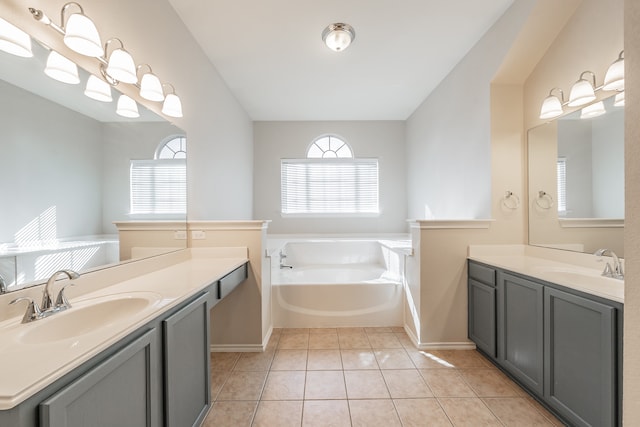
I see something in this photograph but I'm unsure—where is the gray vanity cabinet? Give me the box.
[467,262,496,358]
[467,260,622,427]
[163,292,210,427]
[40,329,158,427]
[497,272,544,395]
[544,287,616,427]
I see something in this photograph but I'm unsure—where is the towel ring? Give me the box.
[535,190,554,209]
[502,190,520,210]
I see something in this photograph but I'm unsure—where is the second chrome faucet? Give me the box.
[594,248,624,280]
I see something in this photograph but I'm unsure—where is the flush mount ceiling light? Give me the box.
[568,71,597,107]
[603,50,624,91]
[29,3,103,57]
[0,17,33,57]
[44,50,80,84]
[137,64,164,102]
[539,88,565,120]
[161,84,183,118]
[84,74,112,102]
[116,94,139,118]
[322,23,355,52]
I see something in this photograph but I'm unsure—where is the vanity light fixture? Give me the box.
[539,88,565,120]
[116,94,139,118]
[614,91,625,107]
[84,74,112,102]
[322,23,356,52]
[0,17,33,57]
[44,50,80,84]
[568,71,596,107]
[161,84,183,118]
[137,64,165,102]
[580,100,605,119]
[104,38,137,84]
[29,3,103,58]
[602,51,624,91]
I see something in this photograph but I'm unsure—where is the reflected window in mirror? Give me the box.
[557,157,566,214]
[130,135,187,217]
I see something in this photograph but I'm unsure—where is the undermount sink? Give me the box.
[14,292,162,344]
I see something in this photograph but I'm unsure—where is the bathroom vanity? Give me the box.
[0,249,248,427]
[468,246,623,427]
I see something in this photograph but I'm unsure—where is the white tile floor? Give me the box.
[203,327,566,426]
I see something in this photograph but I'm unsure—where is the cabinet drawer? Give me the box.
[218,263,248,299]
[469,261,496,286]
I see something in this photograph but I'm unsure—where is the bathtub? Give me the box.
[270,238,410,328]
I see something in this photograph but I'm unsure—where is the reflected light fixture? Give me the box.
[44,50,80,84]
[539,88,564,120]
[322,23,355,52]
[84,75,112,102]
[161,84,183,118]
[614,91,625,107]
[116,94,139,118]
[580,101,605,119]
[137,64,165,102]
[104,38,137,84]
[0,17,33,57]
[602,50,624,91]
[568,71,596,107]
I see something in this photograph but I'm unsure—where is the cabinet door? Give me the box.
[468,278,496,358]
[40,330,158,427]
[163,292,210,427]
[497,273,544,395]
[544,287,616,427]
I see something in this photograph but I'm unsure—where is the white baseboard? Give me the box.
[403,324,476,350]
[210,326,274,353]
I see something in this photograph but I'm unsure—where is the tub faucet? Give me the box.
[594,248,624,280]
[279,250,293,269]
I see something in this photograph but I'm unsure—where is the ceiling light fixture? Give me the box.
[539,88,564,120]
[116,94,139,118]
[104,38,137,84]
[161,84,183,118]
[137,64,165,102]
[568,71,596,107]
[84,74,112,102]
[44,50,80,84]
[0,17,33,57]
[322,23,355,52]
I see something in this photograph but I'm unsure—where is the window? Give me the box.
[557,157,567,214]
[281,135,379,216]
[130,135,187,216]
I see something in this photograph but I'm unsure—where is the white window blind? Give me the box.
[557,157,567,213]
[281,159,379,215]
[130,159,186,215]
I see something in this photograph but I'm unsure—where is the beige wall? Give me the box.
[624,0,640,424]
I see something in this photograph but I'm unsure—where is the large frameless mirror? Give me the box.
[0,19,187,293]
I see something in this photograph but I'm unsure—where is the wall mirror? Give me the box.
[528,94,624,256]
[0,21,187,293]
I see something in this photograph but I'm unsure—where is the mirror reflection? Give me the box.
[528,94,624,256]
[0,27,186,293]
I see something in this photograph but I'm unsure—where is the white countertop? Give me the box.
[0,248,248,410]
[468,245,624,303]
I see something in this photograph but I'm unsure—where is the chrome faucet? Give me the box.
[0,273,7,294]
[279,250,293,269]
[41,269,79,310]
[594,249,624,280]
[10,269,80,323]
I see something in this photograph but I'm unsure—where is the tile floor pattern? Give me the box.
[203,328,566,426]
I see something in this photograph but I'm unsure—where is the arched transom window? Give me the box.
[281,135,378,216]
